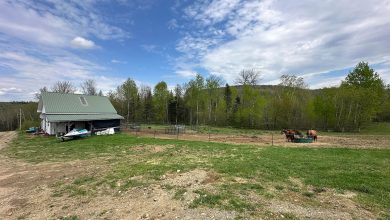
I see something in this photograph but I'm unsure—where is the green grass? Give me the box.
[361,122,390,134]
[2,132,390,214]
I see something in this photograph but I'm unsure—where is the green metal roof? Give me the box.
[40,92,118,114]
[46,114,124,122]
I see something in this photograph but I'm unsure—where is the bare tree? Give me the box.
[52,81,76,93]
[235,69,261,86]
[279,74,307,89]
[34,86,48,100]
[81,79,98,95]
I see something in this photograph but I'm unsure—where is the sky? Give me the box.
[0,0,390,101]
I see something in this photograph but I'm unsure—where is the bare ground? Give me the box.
[0,131,380,219]
[127,130,390,149]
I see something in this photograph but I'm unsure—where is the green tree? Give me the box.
[235,69,263,128]
[153,81,169,124]
[224,83,233,125]
[140,86,153,123]
[173,84,184,124]
[272,74,309,129]
[206,74,223,125]
[121,78,138,123]
[313,87,337,130]
[340,62,385,130]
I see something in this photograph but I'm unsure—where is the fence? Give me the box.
[122,124,280,145]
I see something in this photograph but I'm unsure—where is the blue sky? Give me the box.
[1,0,390,101]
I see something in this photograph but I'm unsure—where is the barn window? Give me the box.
[79,96,88,106]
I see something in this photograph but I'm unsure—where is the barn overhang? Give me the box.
[46,114,124,122]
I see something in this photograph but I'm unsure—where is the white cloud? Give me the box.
[71,37,95,49]
[0,1,127,48]
[177,0,390,87]
[176,70,197,78]
[0,87,23,96]
[111,59,127,64]
[0,1,132,101]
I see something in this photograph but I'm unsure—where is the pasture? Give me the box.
[0,128,389,219]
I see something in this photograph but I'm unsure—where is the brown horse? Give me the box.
[307,130,318,141]
[281,129,302,142]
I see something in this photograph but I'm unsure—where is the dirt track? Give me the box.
[0,131,17,151]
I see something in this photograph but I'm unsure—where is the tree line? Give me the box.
[107,62,389,131]
[1,61,388,132]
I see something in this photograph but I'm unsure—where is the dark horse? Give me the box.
[281,129,303,142]
[307,130,318,142]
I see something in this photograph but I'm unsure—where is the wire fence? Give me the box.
[121,123,282,146]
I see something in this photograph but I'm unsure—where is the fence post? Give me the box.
[176,127,179,140]
[271,132,274,146]
[208,126,211,142]
[154,130,156,138]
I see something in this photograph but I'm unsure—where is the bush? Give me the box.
[21,120,39,130]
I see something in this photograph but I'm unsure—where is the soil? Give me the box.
[0,131,17,151]
[127,130,390,149]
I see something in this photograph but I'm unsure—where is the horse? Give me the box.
[282,129,305,142]
[307,130,318,141]
[281,129,299,142]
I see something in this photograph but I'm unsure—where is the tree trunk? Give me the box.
[196,100,199,126]
[127,100,130,123]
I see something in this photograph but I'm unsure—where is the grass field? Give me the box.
[2,131,390,219]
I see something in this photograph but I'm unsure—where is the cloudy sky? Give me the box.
[1,0,390,101]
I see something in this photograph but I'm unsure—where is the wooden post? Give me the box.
[271,132,274,146]
[208,126,211,142]
[19,108,22,130]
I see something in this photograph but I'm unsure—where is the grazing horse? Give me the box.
[282,129,304,142]
[307,130,318,141]
[281,129,301,142]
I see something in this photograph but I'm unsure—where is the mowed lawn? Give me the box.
[3,132,390,217]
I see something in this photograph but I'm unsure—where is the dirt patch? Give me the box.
[131,144,175,153]
[0,131,17,151]
[127,130,390,149]
[0,139,234,220]
[264,178,376,220]
[11,184,236,220]
[268,199,352,219]
[162,169,211,188]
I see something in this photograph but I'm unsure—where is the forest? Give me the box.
[1,62,389,132]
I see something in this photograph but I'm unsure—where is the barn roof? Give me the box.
[37,92,124,124]
[38,92,118,114]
